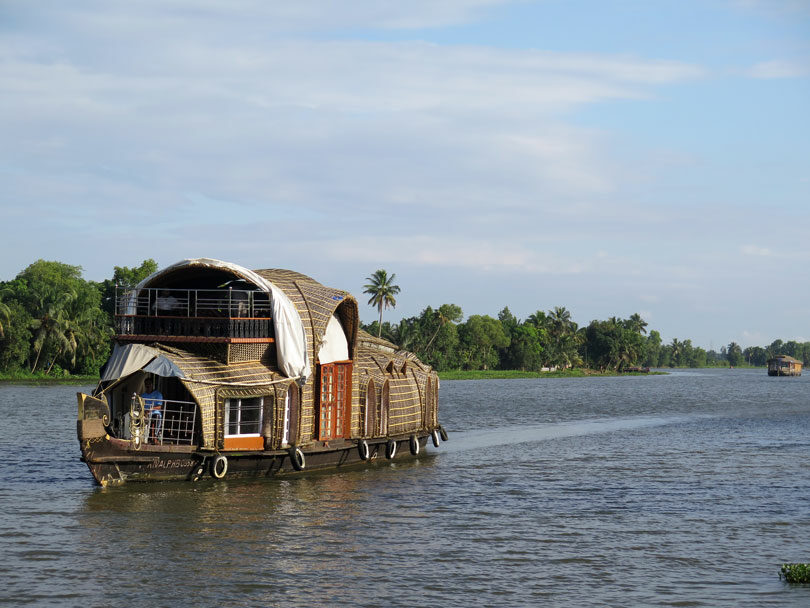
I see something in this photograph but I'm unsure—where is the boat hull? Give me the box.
[79,431,433,486]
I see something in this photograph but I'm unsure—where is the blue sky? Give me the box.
[1,0,808,349]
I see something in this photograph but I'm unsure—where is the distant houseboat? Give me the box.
[77,258,445,486]
[767,355,803,377]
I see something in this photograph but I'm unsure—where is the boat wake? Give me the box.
[437,415,697,453]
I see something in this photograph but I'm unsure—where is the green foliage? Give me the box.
[780,563,810,584]
[0,300,32,371]
[582,318,645,371]
[96,258,158,318]
[457,314,510,370]
[727,341,744,367]
[0,258,155,377]
[363,269,401,337]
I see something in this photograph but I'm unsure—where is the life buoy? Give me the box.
[431,429,441,447]
[358,439,370,461]
[439,425,448,442]
[409,435,420,456]
[385,439,397,460]
[290,446,306,471]
[211,454,228,479]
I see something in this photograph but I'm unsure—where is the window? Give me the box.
[225,397,263,436]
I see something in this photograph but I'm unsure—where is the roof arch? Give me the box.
[135,258,310,382]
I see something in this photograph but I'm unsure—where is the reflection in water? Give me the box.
[77,460,441,605]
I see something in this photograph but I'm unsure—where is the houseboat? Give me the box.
[77,258,445,486]
[767,355,803,377]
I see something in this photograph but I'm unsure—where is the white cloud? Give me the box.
[1,30,704,243]
[746,60,809,79]
[741,245,773,256]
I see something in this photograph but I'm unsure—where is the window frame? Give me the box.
[224,396,264,438]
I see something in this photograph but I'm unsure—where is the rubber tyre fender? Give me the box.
[191,461,206,482]
[431,429,441,448]
[358,439,370,461]
[290,446,306,471]
[409,435,420,456]
[385,439,398,460]
[210,454,228,479]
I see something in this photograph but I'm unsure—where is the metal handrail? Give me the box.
[142,398,197,446]
[115,286,272,319]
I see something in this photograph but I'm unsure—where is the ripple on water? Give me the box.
[1,373,810,606]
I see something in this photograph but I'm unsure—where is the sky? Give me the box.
[1,0,808,350]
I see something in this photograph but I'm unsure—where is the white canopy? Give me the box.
[135,258,310,382]
[101,343,186,381]
[318,315,349,364]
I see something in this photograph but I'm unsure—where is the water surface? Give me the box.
[1,370,808,606]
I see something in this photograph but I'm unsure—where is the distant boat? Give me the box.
[766,355,803,377]
[77,258,445,485]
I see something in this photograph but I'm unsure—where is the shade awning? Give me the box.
[101,343,186,381]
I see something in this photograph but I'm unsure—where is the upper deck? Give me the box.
[115,286,274,343]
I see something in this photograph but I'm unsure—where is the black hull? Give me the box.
[79,433,436,486]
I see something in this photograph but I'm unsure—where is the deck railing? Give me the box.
[116,286,272,318]
[114,286,274,341]
[142,398,197,446]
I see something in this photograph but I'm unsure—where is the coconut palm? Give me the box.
[626,313,648,335]
[363,269,401,337]
[29,289,75,372]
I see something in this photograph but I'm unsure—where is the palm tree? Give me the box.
[549,306,572,333]
[29,289,75,372]
[669,338,683,368]
[626,313,648,335]
[423,307,451,354]
[363,269,401,337]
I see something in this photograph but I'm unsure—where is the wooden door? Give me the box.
[318,361,352,440]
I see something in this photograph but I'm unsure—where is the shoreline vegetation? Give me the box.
[0,370,98,384]
[1,259,807,381]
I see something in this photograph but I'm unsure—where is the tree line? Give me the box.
[0,259,806,376]
[0,259,157,376]
[361,306,810,372]
[359,269,809,372]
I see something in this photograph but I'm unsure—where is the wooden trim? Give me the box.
[342,363,353,439]
[116,335,274,344]
[116,315,272,321]
[224,436,264,450]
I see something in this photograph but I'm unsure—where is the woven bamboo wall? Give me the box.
[149,271,438,448]
[353,334,439,436]
[253,269,359,444]
[386,376,422,434]
[160,345,280,448]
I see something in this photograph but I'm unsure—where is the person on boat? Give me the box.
[141,377,164,443]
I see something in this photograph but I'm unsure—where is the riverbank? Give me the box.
[0,371,98,385]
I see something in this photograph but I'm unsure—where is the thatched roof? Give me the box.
[768,355,803,364]
[157,344,291,448]
[254,268,359,363]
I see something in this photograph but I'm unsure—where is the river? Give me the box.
[1,369,808,606]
